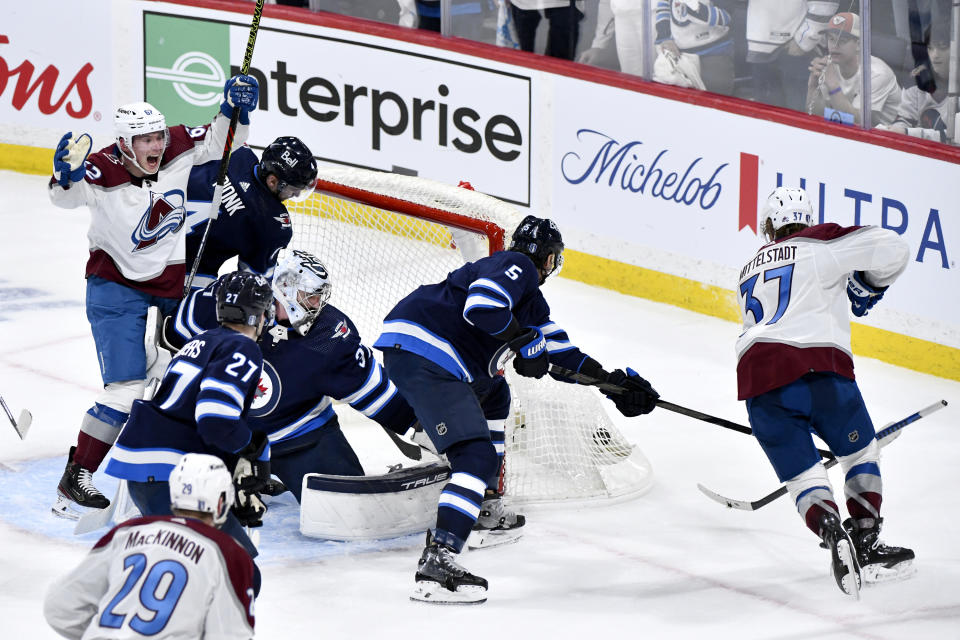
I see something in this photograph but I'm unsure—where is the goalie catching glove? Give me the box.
[52,131,92,188]
[846,271,888,317]
[605,368,659,417]
[232,430,271,527]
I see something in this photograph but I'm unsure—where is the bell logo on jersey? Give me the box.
[131,189,186,252]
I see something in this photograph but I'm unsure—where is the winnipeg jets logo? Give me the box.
[292,249,328,278]
[274,213,292,229]
[131,189,186,252]
[332,320,351,340]
[250,360,281,416]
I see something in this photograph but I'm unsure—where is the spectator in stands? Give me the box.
[883,23,957,144]
[746,0,839,110]
[399,0,494,39]
[653,0,735,94]
[509,0,585,60]
[805,12,902,126]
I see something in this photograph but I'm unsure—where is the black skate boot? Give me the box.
[412,533,488,604]
[52,446,110,520]
[844,518,916,584]
[819,513,861,599]
[467,490,525,550]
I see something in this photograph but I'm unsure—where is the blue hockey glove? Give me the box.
[221,74,259,125]
[605,367,659,417]
[52,132,92,187]
[508,327,549,379]
[846,271,888,317]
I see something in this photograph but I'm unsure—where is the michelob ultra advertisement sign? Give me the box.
[143,11,532,205]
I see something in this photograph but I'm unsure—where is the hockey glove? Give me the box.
[233,488,267,528]
[508,327,549,379]
[605,368,659,417]
[52,132,92,188]
[221,74,259,125]
[233,430,271,495]
[846,271,888,317]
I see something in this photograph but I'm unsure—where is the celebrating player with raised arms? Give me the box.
[165,249,420,501]
[45,453,256,640]
[105,271,274,595]
[736,187,914,598]
[186,136,318,290]
[373,214,660,604]
[49,74,260,520]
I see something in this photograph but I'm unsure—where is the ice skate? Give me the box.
[52,446,110,520]
[820,513,861,599]
[411,534,488,604]
[467,491,525,549]
[844,518,916,584]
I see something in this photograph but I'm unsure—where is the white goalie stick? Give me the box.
[697,399,948,511]
[0,394,31,440]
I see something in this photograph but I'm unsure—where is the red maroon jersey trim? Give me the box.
[737,342,855,400]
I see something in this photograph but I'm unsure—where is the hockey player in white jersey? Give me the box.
[48,74,259,520]
[736,186,914,598]
[44,453,256,639]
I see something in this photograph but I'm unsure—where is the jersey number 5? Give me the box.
[99,553,188,635]
[739,264,795,325]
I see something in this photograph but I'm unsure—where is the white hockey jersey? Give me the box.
[735,224,909,400]
[44,515,255,640]
[48,114,248,298]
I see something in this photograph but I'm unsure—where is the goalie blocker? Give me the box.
[300,462,450,540]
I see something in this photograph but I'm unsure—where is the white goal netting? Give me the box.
[285,167,654,506]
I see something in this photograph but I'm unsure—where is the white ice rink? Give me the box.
[1,170,958,639]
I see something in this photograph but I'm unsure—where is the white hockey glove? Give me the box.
[52,132,92,188]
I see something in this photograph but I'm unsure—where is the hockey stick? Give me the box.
[697,399,948,511]
[383,427,423,461]
[0,394,31,440]
[183,0,265,297]
[548,364,836,460]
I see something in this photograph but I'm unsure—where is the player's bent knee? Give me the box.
[785,461,833,503]
[96,380,147,412]
[837,438,879,475]
[445,438,499,483]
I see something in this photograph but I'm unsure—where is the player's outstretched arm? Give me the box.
[197,74,259,164]
[48,131,94,209]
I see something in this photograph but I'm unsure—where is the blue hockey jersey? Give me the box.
[106,327,263,482]
[168,276,417,453]
[185,146,292,288]
[374,251,594,382]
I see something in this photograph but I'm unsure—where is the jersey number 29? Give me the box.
[99,553,188,635]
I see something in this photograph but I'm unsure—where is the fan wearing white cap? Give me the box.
[48,72,262,524]
[44,452,256,639]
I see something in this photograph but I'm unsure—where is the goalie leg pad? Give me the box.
[300,462,451,541]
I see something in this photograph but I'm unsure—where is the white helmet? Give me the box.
[761,187,815,242]
[114,101,169,173]
[272,249,332,336]
[168,453,234,528]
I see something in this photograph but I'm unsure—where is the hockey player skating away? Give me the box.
[44,453,256,640]
[48,74,260,520]
[186,136,318,290]
[105,272,274,595]
[166,249,419,501]
[373,215,660,604]
[736,187,914,598]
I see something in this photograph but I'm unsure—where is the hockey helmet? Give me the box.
[168,453,234,528]
[259,136,318,202]
[114,101,169,173]
[508,215,564,283]
[761,187,815,242]
[216,271,275,329]
[272,249,332,336]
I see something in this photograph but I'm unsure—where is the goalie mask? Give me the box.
[168,453,234,528]
[272,249,332,336]
[761,187,815,242]
[114,102,169,174]
[508,215,564,284]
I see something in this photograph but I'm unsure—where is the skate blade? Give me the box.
[51,495,84,521]
[836,539,861,600]
[862,560,917,585]
[410,581,486,605]
[466,527,523,550]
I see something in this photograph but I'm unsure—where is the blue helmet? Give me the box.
[508,215,564,283]
[216,271,274,327]
[259,136,318,201]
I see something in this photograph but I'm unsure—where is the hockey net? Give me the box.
[285,166,654,506]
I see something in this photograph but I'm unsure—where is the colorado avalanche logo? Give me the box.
[250,360,281,417]
[131,189,186,252]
